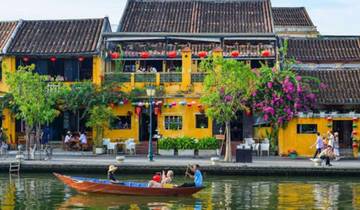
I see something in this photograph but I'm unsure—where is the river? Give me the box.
[1,173,360,209]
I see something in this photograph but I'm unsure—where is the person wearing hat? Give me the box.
[108,165,120,183]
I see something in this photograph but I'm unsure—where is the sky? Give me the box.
[1,0,359,35]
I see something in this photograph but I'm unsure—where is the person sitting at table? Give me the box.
[79,130,87,150]
[64,131,72,150]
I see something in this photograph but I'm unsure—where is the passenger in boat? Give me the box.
[180,164,203,188]
[148,170,174,188]
[108,165,120,183]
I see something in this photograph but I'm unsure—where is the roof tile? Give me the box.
[118,0,273,34]
[0,21,18,53]
[272,7,314,27]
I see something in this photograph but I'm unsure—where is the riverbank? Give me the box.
[1,154,360,176]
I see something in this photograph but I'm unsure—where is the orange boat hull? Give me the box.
[53,173,204,196]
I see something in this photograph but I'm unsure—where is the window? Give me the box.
[164,116,182,130]
[111,116,131,130]
[196,114,208,128]
[297,124,317,134]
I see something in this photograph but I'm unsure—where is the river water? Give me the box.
[1,173,360,209]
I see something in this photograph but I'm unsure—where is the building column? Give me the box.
[92,56,103,85]
[181,47,192,91]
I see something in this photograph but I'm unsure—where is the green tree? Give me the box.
[86,105,114,152]
[200,57,257,161]
[6,65,61,158]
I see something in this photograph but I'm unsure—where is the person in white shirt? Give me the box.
[79,131,87,150]
[64,131,72,150]
[311,132,324,159]
[333,132,340,160]
[327,131,335,149]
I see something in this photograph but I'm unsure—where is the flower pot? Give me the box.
[198,150,218,156]
[353,147,359,159]
[289,153,297,159]
[95,147,104,155]
[178,149,194,156]
[158,149,174,156]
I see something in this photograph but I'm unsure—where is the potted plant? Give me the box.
[176,137,196,156]
[86,105,114,155]
[288,149,297,159]
[158,137,175,156]
[196,137,219,156]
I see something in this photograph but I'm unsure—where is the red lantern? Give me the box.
[187,103,192,107]
[50,57,57,62]
[140,52,150,59]
[353,117,359,122]
[23,56,30,63]
[353,131,358,135]
[135,107,142,116]
[111,52,120,59]
[261,50,270,57]
[231,51,240,58]
[327,117,332,121]
[154,107,161,115]
[245,110,252,116]
[167,51,177,58]
[110,103,115,108]
[198,51,208,58]
[78,56,85,62]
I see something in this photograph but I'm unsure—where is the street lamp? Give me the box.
[146,86,156,161]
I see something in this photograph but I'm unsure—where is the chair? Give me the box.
[252,143,260,156]
[125,139,136,155]
[107,142,118,154]
[260,143,270,156]
[244,138,255,146]
[102,139,110,153]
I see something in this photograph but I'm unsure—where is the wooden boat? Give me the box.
[53,173,204,196]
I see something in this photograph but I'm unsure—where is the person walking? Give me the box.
[311,132,324,159]
[327,131,335,149]
[319,145,335,166]
[333,132,340,160]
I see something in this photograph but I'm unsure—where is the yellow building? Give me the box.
[0,18,111,144]
[102,0,277,152]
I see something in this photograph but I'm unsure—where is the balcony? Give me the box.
[191,72,207,83]
[160,72,182,83]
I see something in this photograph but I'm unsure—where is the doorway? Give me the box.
[139,108,158,142]
[333,120,353,148]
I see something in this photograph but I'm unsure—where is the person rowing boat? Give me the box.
[180,164,203,187]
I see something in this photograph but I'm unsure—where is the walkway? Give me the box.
[1,152,360,176]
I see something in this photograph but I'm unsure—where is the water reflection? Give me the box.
[1,174,360,209]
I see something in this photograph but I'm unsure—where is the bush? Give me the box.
[158,137,176,150]
[196,137,219,150]
[176,137,196,150]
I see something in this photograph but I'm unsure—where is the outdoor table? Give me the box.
[236,146,252,163]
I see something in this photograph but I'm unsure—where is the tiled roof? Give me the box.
[118,0,273,34]
[8,18,110,56]
[272,7,314,27]
[286,37,360,63]
[298,69,360,104]
[0,21,18,54]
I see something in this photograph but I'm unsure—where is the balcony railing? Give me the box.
[135,73,156,83]
[160,72,182,83]
[191,72,208,83]
[105,73,131,83]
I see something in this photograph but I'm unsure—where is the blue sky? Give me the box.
[1,0,359,35]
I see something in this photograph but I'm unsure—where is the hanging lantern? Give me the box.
[245,110,252,116]
[78,56,85,62]
[353,130,358,135]
[123,98,129,104]
[353,117,358,122]
[23,56,30,63]
[119,101,124,106]
[327,123,333,128]
[111,52,120,59]
[135,107,142,116]
[231,50,240,58]
[140,52,150,59]
[167,51,177,58]
[145,102,149,108]
[198,51,208,58]
[138,102,144,107]
[327,117,332,121]
[180,101,187,106]
[172,102,177,106]
[50,57,57,62]
[154,107,161,115]
[261,50,271,57]
[191,101,197,105]
[110,103,115,108]
[353,124,358,128]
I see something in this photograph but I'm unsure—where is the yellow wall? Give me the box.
[157,98,212,139]
[0,56,16,92]
[92,56,103,85]
[254,126,272,139]
[104,103,139,141]
[279,117,360,157]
